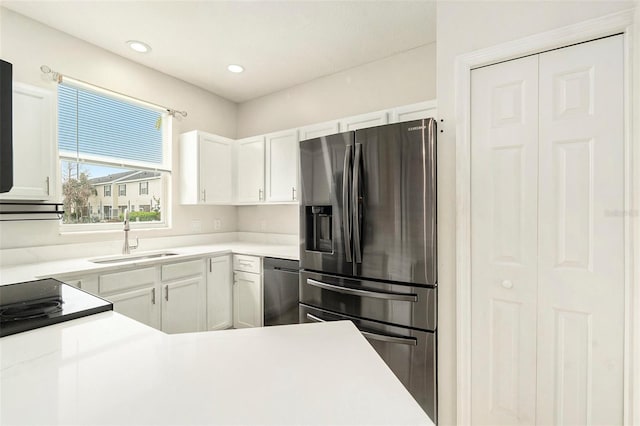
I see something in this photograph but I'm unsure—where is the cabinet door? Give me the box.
[233,271,262,328]
[299,121,340,141]
[0,83,54,200]
[339,110,388,132]
[207,256,232,330]
[265,130,298,202]
[235,136,265,203]
[391,100,437,123]
[108,287,160,329]
[200,134,233,204]
[161,276,205,334]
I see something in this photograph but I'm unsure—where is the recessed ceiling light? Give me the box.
[227,64,244,73]
[127,40,151,53]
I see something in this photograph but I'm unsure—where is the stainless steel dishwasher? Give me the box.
[263,257,300,326]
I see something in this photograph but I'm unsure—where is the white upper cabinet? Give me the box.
[235,136,265,203]
[390,100,438,123]
[298,121,340,141]
[265,129,298,202]
[339,110,388,131]
[0,83,55,201]
[180,130,233,204]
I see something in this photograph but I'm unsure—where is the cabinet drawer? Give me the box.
[99,267,156,295]
[161,260,203,281]
[233,254,262,274]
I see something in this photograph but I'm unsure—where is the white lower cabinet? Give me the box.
[232,254,262,328]
[160,260,206,334]
[109,287,161,330]
[98,267,161,330]
[52,253,259,333]
[207,255,233,330]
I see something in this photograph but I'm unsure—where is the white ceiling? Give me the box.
[2,1,437,103]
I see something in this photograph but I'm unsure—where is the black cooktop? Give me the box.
[0,278,113,337]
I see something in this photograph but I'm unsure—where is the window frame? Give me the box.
[139,181,149,195]
[57,80,173,233]
[104,185,111,197]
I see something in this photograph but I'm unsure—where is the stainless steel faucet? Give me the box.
[122,208,139,255]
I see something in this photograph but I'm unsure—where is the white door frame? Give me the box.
[455,9,638,425]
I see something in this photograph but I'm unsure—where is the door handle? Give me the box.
[342,145,353,263]
[360,330,417,346]
[306,278,418,302]
[352,143,362,263]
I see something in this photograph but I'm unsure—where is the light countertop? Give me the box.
[0,241,299,285]
[0,312,432,425]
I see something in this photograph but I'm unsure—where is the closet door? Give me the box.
[470,55,540,425]
[536,35,624,425]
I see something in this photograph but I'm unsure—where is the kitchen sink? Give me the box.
[89,251,179,264]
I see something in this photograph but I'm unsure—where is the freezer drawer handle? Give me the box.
[360,330,417,346]
[306,313,326,323]
[306,278,418,302]
[306,313,417,346]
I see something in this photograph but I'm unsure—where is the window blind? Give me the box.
[58,84,164,166]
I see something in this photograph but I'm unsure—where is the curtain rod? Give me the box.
[40,65,188,118]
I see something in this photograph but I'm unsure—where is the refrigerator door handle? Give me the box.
[342,145,353,263]
[306,278,418,302]
[352,143,363,263]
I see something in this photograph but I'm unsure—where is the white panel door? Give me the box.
[200,134,233,204]
[471,54,540,425]
[235,136,265,203]
[265,129,298,202]
[536,35,624,425]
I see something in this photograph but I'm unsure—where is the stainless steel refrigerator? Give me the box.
[298,118,438,422]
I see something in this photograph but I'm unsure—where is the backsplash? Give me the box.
[236,205,299,235]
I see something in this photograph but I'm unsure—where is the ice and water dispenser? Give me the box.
[305,206,332,253]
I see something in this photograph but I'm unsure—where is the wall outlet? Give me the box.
[214,218,222,231]
[191,220,202,232]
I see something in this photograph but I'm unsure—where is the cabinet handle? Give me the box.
[151,288,156,304]
[77,280,82,289]
[209,258,212,273]
[46,177,50,195]
[292,187,296,200]
[165,286,169,302]
[202,189,206,202]
[258,188,263,201]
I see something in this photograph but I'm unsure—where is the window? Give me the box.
[139,181,149,195]
[58,81,170,228]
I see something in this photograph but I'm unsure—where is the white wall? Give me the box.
[435,1,636,425]
[0,8,238,249]
[236,205,299,235]
[235,43,436,234]
[236,43,436,138]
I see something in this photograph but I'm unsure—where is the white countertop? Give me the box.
[0,241,299,285]
[0,312,432,425]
